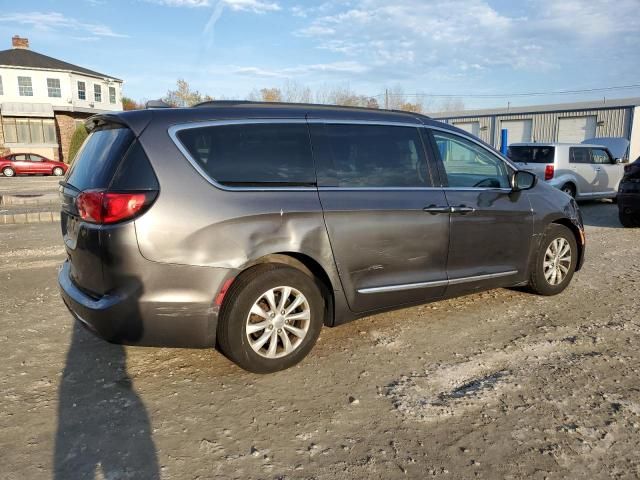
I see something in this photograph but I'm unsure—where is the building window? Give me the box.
[18,76,33,96]
[47,78,62,98]
[94,84,102,102]
[109,86,116,104]
[0,75,3,95]
[2,118,57,145]
[78,81,86,100]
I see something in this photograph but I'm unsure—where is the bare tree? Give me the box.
[435,97,466,112]
[163,79,211,107]
[282,80,313,103]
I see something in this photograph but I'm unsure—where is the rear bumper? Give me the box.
[59,260,231,348]
[618,183,640,211]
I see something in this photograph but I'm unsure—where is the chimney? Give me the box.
[12,35,29,49]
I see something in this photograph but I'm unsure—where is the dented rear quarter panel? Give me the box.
[133,118,345,314]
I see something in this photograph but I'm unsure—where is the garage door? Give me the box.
[557,116,597,143]
[501,119,532,143]
[453,121,480,137]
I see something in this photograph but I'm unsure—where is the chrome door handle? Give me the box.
[423,205,451,214]
[450,206,476,215]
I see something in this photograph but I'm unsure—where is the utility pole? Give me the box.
[385,89,389,110]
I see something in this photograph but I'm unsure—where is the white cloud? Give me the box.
[0,12,127,38]
[230,61,369,78]
[293,0,640,81]
[145,0,211,6]
[146,0,280,10]
[224,0,280,13]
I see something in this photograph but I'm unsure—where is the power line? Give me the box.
[374,84,640,99]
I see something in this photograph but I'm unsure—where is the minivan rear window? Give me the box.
[176,123,315,186]
[66,126,134,190]
[507,146,555,164]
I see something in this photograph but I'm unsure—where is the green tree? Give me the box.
[67,124,88,164]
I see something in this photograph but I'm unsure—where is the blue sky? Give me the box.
[0,0,638,110]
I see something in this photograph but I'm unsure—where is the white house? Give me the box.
[0,35,123,162]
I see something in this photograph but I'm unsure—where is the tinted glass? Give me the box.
[14,154,27,161]
[507,145,555,164]
[66,127,134,190]
[29,154,44,162]
[177,123,315,186]
[110,141,159,191]
[314,124,430,187]
[591,148,611,165]
[433,131,510,188]
[569,147,590,164]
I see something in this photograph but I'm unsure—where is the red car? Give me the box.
[0,153,68,177]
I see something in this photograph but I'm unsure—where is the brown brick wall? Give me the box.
[55,112,91,162]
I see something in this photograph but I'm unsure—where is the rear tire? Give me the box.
[2,167,15,177]
[528,224,578,296]
[561,183,576,198]
[619,209,640,228]
[52,167,64,176]
[217,264,324,373]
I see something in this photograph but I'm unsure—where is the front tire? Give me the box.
[2,167,15,177]
[619,209,639,228]
[217,264,324,373]
[52,167,64,176]
[528,224,578,296]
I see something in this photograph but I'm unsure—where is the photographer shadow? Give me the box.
[54,320,159,479]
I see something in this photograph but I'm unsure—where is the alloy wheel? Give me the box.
[543,238,572,285]
[246,286,311,359]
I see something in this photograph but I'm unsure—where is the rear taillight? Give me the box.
[544,164,555,181]
[76,190,156,224]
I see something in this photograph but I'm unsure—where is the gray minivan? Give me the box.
[59,102,585,373]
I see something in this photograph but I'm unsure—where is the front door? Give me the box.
[569,147,597,196]
[590,148,622,195]
[427,128,533,295]
[310,122,450,313]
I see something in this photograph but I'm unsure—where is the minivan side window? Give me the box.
[311,123,431,188]
[590,148,612,165]
[176,123,315,187]
[569,147,590,164]
[432,131,510,188]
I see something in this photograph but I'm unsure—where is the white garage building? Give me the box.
[430,97,640,160]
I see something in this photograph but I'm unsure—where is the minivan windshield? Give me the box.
[507,145,555,164]
[65,126,134,190]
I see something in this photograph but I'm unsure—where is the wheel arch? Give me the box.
[237,252,336,327]
[550,218,584,271]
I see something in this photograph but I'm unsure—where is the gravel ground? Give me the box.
[1,201,639,480]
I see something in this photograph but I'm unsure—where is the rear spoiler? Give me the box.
[85,110,153,137]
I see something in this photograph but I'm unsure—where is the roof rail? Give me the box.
[145,99,172,109]
[192,99,431,118]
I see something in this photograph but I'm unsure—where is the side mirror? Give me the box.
[615,157,624,164]
[512,170,537,191]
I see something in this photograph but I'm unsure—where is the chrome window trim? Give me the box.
[168,118,518,193]
[358,270,518,294]
[168,119,317,192]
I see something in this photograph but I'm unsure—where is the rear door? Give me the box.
[11,154,30,173]
[427,128,532,294]
[569,147,597,196]
[310,121,450,313]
